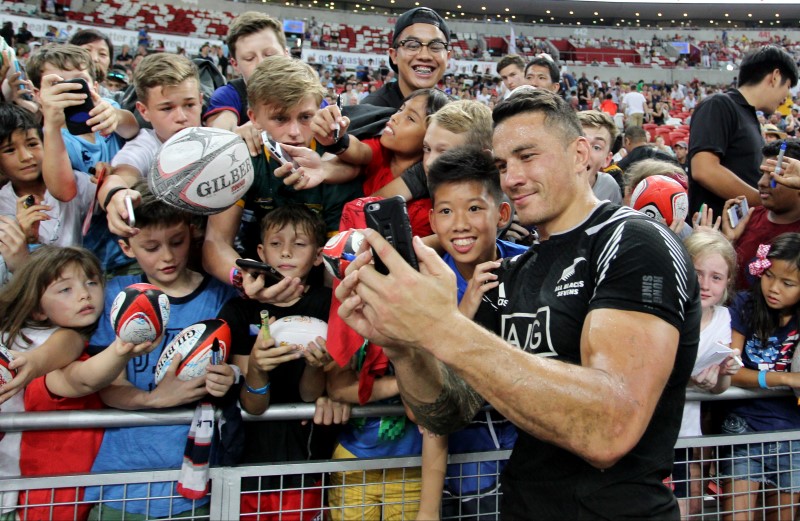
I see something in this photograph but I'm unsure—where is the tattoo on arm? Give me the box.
[403,363,484,435]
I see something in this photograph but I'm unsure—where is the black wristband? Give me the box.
[102,186,126,212]
[327,134,351,156]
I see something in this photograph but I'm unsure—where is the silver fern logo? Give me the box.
[559,257,586,282]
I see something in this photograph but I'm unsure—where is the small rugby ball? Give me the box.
[110,283,170,344]
[0,344,15,387]
[149,127,254,215]
[322,229,365,280]
[631,174,689,227]
[154,319,231,384]
[270,315,328,350]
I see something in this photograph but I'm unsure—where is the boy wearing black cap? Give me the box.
[361,7,450,109]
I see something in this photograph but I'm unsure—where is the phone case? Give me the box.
[60,79,95,135]
[235,258,284,287]
[364,196,419,274]
[261,131,294,167]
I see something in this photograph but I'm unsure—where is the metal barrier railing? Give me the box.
[0,387,789,432]
[0,387,797,520]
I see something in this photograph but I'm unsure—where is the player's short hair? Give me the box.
[26,44,96,88]
[427,145,504,205]
[227,12,286,59]
[134,53,200,104]
[247,55,325,110]
[493,86,582,144]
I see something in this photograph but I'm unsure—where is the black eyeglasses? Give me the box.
[395,39,448,53]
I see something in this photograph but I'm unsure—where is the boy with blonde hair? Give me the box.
[577,110,623,204]
[203,55,362,295]
[98,53,203,238]
[204,12,288,136]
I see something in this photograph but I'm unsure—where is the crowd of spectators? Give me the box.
[2,5,800,519]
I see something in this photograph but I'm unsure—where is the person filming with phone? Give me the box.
[336,88,701,519]
[719,139,800,291]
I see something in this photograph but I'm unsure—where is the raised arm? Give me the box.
[337,229,680,469]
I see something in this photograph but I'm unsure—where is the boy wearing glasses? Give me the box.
[361,7,450,109]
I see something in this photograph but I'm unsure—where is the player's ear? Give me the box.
[256,243,267,263]
[497,201,512,229]
[574,137,591,176]
[313,247,323,266]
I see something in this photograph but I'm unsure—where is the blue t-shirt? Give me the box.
[441,238,526,494]
[444,239,528,304]
[204,83,248,126]
[61,126,124,174]
[61,104,131,272]
[728,291,800,431]
[84,273,236,517]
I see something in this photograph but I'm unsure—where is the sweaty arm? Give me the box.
[691,151,759,207]
[411,308,678,469]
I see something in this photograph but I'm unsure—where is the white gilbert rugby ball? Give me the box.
[154,319,231,384]
[149,127,254,215]
[270,316,328,349]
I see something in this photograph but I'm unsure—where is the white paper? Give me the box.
[692,344,734,376]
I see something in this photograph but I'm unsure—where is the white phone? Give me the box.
[727,199,749,228]
[261,131,295,170]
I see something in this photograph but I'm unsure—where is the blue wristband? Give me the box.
[245,381,270,395]
[758,370,770,390]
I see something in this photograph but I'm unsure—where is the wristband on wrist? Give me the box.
[327,133,351,156]
[245,381,270,395]
[102,186,126,212]
[229,267,248,298]
[758,370,770,390]
[230,364,242,384]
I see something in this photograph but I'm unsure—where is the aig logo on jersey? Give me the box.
[500,307,556,355]
[554,257,586,298]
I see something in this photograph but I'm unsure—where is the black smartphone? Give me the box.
[364,196,419,275]
[235,258,284,287]
[59,78,95,135]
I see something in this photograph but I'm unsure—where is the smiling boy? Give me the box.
[361,7,450,109]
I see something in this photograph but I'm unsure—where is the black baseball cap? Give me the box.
[390,7,450,72]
